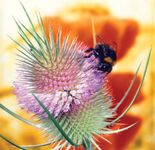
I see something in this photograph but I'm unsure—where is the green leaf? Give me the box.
[14,18,35,50]
[102,122,137,134]
[61,34,70,60]
[0,134,26,150]
[14,18,45,61]
[55,29,62,66]
[32,94,79,147]
[19,1,42,42]
[112,62,142,112]
[21,142,51,149]
[111,48,151,125]
[19,21,48,63]
[0,104,39,128]
[36,12,53,64]
[9,36,44,68]
[83,139,93,150]
[19,1,49,63]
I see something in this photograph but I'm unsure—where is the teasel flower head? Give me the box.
[0,3,151,150]
[13,21,108,117]
[13,9,114,146]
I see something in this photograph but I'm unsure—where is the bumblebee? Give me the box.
[85,43,117,73]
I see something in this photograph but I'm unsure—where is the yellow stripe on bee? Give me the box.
[104,57,114,65]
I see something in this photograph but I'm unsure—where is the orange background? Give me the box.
[0,0,155,150]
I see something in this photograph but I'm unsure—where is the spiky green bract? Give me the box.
[0,104,39,128]
[39,89,113,147]
[14,12,85,92]
[0,134,26,150]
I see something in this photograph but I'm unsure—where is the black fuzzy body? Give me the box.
[85,44,117,73]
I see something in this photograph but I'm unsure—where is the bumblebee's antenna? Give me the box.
[91,17,96,48]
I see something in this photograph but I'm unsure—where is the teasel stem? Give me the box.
[83,140,94,150]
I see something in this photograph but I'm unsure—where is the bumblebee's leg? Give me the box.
[84,53,94,58]
[85,48,94,53]
[84,48,95,58]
